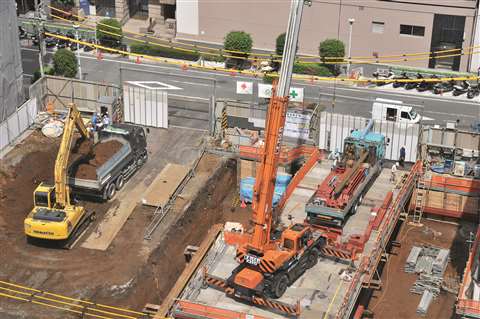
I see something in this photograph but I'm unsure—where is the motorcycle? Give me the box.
[18,26,27,39]
[467,83,480,99]
[392,72,410,88]
[417,74,439,92]
[405,73,423,90]
[452,81,471,96]
[433,80,456,94]
[372,70,395,86]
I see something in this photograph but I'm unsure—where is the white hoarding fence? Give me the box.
[123,82,169,128]
[1,98,38,152]
[317,112,419,162]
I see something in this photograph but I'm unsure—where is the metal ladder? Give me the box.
[412,173,430,224]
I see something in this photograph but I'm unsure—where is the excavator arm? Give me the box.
[54,103,89,208]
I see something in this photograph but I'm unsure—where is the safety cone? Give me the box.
[97,50,103,60]
[230,70,237,77]
[181,64,188,71]
[241,200,246,208]
[136,56,141,64]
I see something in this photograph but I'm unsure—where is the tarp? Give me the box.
[240,173,292,206]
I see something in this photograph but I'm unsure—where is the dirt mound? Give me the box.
[74,140,123,179]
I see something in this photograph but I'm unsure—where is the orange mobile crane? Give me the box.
[205,0,325,315]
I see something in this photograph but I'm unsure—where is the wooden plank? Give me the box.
[142,163,190,207]
[154,224,223,319]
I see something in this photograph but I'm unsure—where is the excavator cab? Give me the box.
[33,183,56,208]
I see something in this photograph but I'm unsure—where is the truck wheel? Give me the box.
[115,174,125,190]
[306,248,319,269]
[272,274,289,298]
[106,183,116,200]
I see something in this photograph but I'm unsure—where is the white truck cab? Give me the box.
[372,98,420,124]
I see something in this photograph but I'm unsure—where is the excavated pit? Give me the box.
[96,157,251,310]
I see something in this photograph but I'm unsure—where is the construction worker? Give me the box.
[390,162,398,183]
[399,146,406,168]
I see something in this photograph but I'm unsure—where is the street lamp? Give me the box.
[73,24,82,80]
[347,18,355,75]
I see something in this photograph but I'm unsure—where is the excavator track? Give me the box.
[62,211,96,250]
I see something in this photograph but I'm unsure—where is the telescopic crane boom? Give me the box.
[212,0,327,306]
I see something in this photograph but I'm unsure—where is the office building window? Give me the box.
[400,24,425,37]
[372,21,385,34]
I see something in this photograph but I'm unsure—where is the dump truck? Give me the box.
[68,124,148,201]
[305,120,386,227]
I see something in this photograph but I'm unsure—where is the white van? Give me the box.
[372,98,420,124]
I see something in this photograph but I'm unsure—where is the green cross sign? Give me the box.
[290,89,298,98]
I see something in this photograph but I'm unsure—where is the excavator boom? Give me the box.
[54,103,89,207]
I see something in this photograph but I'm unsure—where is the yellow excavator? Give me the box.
[24,103,94,248]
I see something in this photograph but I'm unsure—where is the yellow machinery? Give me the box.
[24,103,93,246]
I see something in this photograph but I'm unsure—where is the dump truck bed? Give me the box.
[68,137,131,191]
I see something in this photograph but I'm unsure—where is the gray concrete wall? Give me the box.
[0,1,24,122]
[176,0,478,72]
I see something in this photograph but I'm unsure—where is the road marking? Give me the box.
[169,94,210,101]
[125,81,182,90]
[166,79,211,87]
[21,47,40,52]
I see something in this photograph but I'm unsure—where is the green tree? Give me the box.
[275,33,286,56]
[319,39,345,75]
[319,39,345,62]
[224,31,252,69]
[53,49,78,78]
[97,18,123,48]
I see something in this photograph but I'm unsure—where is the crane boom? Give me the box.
[54,103,89,207]
[249,0,305,253]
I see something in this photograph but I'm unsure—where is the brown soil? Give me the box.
[0,131,249,319]
[95,159,251,309]
[73,140,123,179]
[369,219,476,319]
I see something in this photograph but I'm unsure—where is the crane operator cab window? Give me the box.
[283,238,295,251]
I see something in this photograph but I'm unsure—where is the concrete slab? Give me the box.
[181,162,399,318]
[281,160,332,225]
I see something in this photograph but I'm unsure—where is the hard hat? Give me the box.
[395,162,399,166]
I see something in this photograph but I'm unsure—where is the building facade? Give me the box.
[0,1,24,122]
[176,0,480,72]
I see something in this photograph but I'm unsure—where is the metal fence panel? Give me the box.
[123,84,168,128]
[317,112,419,162]
[1,98,38,153]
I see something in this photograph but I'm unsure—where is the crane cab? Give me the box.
[280,223,313,253]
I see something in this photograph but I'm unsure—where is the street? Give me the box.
[21,47,479,128]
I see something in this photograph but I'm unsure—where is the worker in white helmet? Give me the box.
[390,162,398,183]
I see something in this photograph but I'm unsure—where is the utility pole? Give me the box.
[34,0,46,77]
[347,18,355,75]
[73,24,82,80]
